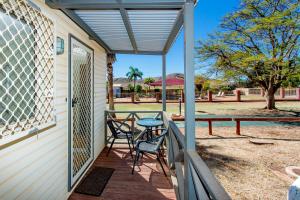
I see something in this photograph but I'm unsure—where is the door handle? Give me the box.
[72,98,78,107]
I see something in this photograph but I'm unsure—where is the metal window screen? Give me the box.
[71,41,92,180]
[0,0,55,139]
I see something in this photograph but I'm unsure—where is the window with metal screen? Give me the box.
[0,0,55,143]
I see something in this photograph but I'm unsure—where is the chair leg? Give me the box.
[126,135,133,158]
[157,155,167,176]
[131,136,135,149]
[159,150,167,166]
[106,138,115,157]
[132,151,140,175]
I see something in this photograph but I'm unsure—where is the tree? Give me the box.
[144,77,155,91]
[126,66,143,97]
[107,53,116,112]
[195,75,206,92]
[196,0,300,109]
[135,84,143,93]
[127,83,134,92]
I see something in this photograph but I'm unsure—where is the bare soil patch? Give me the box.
[195,126,300,200]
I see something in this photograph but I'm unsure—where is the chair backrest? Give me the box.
[154,129,168,151]
[107,119,119,138]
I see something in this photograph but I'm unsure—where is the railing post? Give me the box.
[162,54,167,111]
[167,127,174,166]
[236,120,241,135]
[208,90,212,102]
[208,120,212,135]
[184,1,196,200]
[236,90,241,102]
[131,112,135,135]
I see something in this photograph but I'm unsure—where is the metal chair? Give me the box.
[132,128,168,176]
[106,119,134,158]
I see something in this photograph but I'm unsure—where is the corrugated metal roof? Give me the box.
[75,10,133,51]
[128,10,180,52]
[47,0,190,54]
[122,0,184,2]
[75,9,181,53]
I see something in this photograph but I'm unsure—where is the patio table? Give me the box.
[137,118,164,140]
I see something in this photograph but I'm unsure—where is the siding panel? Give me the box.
[0,0,107,199]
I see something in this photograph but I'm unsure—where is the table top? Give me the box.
[137,118,164,127]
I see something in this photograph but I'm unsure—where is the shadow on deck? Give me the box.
[69,146,176,200]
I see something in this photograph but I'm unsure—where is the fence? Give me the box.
[285,88,297,96]
[114,91,182,102]
[109,88,300,104]
[244,88,297,97]
[104,110,163,145]
[248,88,261,95]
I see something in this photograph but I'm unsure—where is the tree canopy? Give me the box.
[126,66,143,83]
[196,0,300,109]
[126,66,143,97]
[144,77,155,85]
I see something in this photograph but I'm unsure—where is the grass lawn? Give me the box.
[112,101,300,117]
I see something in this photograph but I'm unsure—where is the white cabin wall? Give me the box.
[0,0,107,199]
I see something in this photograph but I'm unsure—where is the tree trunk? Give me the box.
[265,88,276,110]
[107,62,115,111]
[133,79,136,102]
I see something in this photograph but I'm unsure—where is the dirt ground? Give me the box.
[195,126,300,200]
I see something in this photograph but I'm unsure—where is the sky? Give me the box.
[113,0,240,78]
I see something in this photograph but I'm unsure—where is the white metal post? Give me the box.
[184,1,196,199]
[162,54,167,111]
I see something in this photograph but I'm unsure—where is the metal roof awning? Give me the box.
[46,0,188,55]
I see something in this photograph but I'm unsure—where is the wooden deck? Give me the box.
[69,146,176,200]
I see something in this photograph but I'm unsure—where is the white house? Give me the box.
[0,1,106,199]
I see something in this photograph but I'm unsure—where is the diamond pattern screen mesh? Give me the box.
[0,0,55,140]
[71,40,93,180]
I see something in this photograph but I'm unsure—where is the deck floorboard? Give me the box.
[69,146,176,200]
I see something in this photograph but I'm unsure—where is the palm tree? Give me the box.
[107,53,116,112]
[126,66,143,98]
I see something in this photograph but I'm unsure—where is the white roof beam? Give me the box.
[163,9,183,54]
[46,0,184,10]
[119,8,138,53]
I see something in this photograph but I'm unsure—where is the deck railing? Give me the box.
[104,110,164,145]
[164,114,231,200]
[105,110,231,200]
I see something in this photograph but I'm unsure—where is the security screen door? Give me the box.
[69,37,94,188]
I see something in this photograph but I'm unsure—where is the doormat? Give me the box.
[75,167,115,196]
